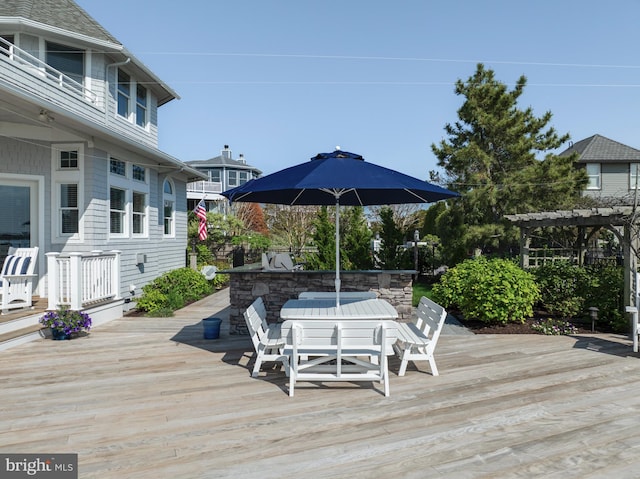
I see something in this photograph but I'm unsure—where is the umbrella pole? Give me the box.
[335,198,340,308]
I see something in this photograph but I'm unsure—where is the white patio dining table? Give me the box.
[280,298,398,321]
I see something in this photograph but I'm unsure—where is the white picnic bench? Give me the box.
[280,319,399,397]
[393,296,448,376]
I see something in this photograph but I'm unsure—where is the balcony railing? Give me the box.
[46,251,121,311]
[187,180,223,194]
[0,37,98,104]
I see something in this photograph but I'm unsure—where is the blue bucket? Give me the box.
[203,317,222,339]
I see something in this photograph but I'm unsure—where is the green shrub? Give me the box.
[136,289,168,313]
[195,244,215,267]
[583,264,625,333]
[137,267,213,314]
[147,267,212,304]
[211,272,229,290]
[532,262,591,319]
[432,257,540,325]
[166,289,185,310]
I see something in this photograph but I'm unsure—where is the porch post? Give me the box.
[111,250,122,300]
[46,252,60,310]
[69,252,83,310]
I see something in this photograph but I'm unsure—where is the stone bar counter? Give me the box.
[223,263,415,335]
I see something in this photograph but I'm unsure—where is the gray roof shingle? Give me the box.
[0,0,120,45]
[559,134,640,162]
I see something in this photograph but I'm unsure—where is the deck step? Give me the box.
[0,324,46,351]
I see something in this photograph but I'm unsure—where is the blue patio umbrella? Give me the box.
[222,149,458,306]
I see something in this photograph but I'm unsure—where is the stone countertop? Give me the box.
[220,264,417,275]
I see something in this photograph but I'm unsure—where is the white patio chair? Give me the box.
[243,297,288,377]
[0,247,39,314]
[393,295,448,376]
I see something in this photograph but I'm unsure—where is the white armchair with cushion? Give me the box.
[0,247,39,314]
[0,247,38,314]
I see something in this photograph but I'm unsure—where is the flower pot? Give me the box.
[203,317,222,339]
[51,328,71,340]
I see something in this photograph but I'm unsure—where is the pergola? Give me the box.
[505,207,640,313]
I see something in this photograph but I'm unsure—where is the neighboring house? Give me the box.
[0,0,205,330]
[186,145,262,215]
[560,134,640,204]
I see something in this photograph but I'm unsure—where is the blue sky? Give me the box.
[77,0,640,180]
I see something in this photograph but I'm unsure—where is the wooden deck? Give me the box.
[2,288,640,478]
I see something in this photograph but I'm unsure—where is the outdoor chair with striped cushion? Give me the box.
[0,247,39,314]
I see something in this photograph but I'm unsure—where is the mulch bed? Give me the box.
[455,310,605,335]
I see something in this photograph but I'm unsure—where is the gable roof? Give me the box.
[0,0,119,46]
[0,0,179,105]
[559,134,640,163]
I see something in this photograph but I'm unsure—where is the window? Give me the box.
[163,180,174,236]
[45,41,84,87]
[132,192,146,235]
[239,171,249,185]
[208,170,221,182]
[60,150,78,169]
[228,170,237,187]
[110,159,126,176]
[586,163,601,190]
[109,187,126,234]
[136,84,147,127]
[132,164,146,182]
[108,157,149,238]
[52,144,83,241]
[117,69,131,119]
[117,69,147,128]
[631,164,640,190]
[0,35,14,57]
[60,183,79,234]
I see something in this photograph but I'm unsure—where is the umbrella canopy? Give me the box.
[223,150,457,206]
[222,149,458,306]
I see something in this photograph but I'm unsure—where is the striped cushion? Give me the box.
[1,255,31,276]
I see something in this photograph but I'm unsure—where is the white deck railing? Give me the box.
[0,37,98,104]
[187,180,223,194]
[46,251,121,311]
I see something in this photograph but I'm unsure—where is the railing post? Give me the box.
[46,252,60,310]
[69,252,83,310]
[111,250,122,300]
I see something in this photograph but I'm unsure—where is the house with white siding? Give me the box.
[0,0,205,345]
[186,145,262,215]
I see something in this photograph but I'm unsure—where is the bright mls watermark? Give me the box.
[1,454,77,478]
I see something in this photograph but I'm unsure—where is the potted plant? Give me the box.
[39,306,92,340]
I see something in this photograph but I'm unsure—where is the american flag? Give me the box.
[194,199,207,241]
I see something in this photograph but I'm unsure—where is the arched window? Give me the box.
[163,179,175,236]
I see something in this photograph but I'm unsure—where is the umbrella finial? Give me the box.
[335,145,341,150]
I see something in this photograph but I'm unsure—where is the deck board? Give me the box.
[2,288,640,478]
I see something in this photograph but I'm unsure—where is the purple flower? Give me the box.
[39,307,92,335]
